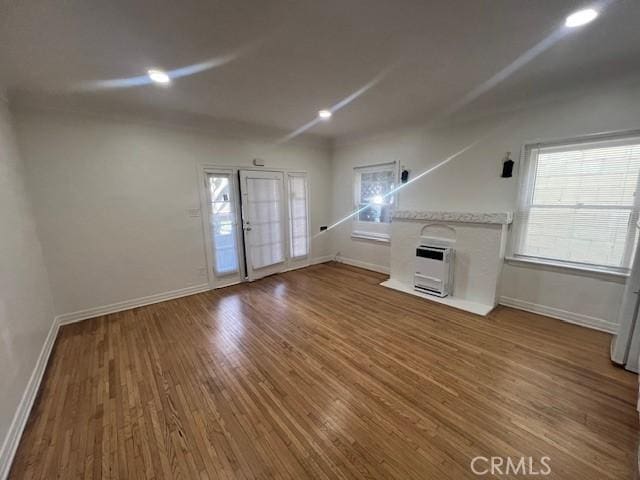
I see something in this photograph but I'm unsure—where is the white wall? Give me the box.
[14,108,332,317]
[1,79,636,476]
[330,78,640,329]
[0,101,56,473]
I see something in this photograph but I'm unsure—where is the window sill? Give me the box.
[351,231,391,243]
[505,255,629,279]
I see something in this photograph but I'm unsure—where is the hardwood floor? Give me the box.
[9,262,638,479]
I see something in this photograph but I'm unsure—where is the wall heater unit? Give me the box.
[414,245,454,297]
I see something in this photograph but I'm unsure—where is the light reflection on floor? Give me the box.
[213,293,245,356]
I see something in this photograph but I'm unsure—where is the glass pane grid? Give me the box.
[288,176,309,258]
[356,168,395,223]
[208,174,239,276]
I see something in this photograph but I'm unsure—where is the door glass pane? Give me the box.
[208,174,239,275]
[246,177,285,269]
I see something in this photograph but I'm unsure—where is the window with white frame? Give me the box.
[514,133,640,273]
[287,173,309,259]
[352,162,396,241]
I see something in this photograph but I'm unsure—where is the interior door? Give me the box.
[239,170,287,281]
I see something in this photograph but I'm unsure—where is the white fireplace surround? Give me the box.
[381,210,512,315]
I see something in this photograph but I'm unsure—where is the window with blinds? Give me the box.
[514,134,640,272]
[288,173,309,259]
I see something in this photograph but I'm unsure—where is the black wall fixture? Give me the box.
[501,152,514,178]
[401,168,410,183]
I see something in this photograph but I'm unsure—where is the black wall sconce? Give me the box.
[501,152,514,178]
[401,167,410,183]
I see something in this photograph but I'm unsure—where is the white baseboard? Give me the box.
[57,260,338,327]
[309,255,334,266]
[0,317,60,480]
[56,283,210,326]
[57,262,337,327]
[282,255,334,273]
[499,296,618,334]
[335,256,390,275]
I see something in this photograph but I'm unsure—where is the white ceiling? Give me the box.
[1,0,639,139]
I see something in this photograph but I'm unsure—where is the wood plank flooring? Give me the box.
[9,262,638,479]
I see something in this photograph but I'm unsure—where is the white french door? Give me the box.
[201,166,309,286]
[239,170,287,281]
[202,169,245,288]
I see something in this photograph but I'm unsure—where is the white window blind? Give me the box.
[352,162,396,241]
[245,176,285,269]
[288,173,309,259]
[515,134,640,272]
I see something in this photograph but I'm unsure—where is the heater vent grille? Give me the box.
[414,245,454,298]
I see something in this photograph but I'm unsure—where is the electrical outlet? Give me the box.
[188,208,201,218]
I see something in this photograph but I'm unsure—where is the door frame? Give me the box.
[198,164,311,288]
[198,166,246,289]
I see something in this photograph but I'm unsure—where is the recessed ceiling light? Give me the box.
[147,69,171,84]
[565,8,598,27]
[318,109,332,120]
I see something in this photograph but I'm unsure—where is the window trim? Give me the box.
[352,161,398,240]
[512,130,640,275]
[505,255,629,279]
[351,230,391,243]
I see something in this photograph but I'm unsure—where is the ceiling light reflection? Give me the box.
[147,69,170,84]
[565,8,598,27]
[72,42,259,92]
[275,66,395,145]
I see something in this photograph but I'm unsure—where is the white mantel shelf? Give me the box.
[393,210,513,225]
